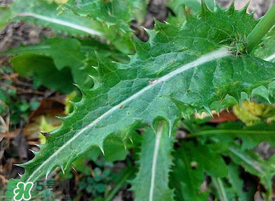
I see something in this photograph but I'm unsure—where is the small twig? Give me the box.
[0,73,18,80]
[12,79,33,87]
[16,88,46,95]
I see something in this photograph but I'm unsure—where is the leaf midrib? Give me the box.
[149,123,163,201]
[17,12,103,36]
[265,53,275,61]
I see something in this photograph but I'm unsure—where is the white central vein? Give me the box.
[216,178,228,201]
[17,13,103,36]
[149,124,163,201]
[229,147,263,173]
[265,53,275,62]
[27,47,230,182]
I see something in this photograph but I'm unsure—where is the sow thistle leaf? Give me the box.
[7,38,126,90]
[20,6,275,184]
[10,54,74,93]
[131,122,174,201]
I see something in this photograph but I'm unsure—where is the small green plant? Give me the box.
[1,0,275,200]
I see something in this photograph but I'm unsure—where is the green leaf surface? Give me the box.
[189,142,228,178]
[227,163,254,201]
[254,26,275,62]
[2,38,122,59]
[171,142,208,201]
[103,136,127,162]
[0,6,12,30]
[131,123,174,201]
[194,122,275,150]
[172,140,227,201]
[64,0,146,31]
[167,0,216,25]
[49,38,85,70]
[186,120,275,197]
[212,177,235,201]
[168,0,215,15]
[10,54,74,93]
[47,38,94,89]
[19,7,275,185]
[6,38,126,90]
[225,145,275,192]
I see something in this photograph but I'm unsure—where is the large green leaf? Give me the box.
[131,123,174,201]
[20,6,275,184]
[7,38,126,90]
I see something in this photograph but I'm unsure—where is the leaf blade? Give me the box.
[131,122,174,201]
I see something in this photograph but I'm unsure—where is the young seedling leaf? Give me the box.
[131,122,174,201]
